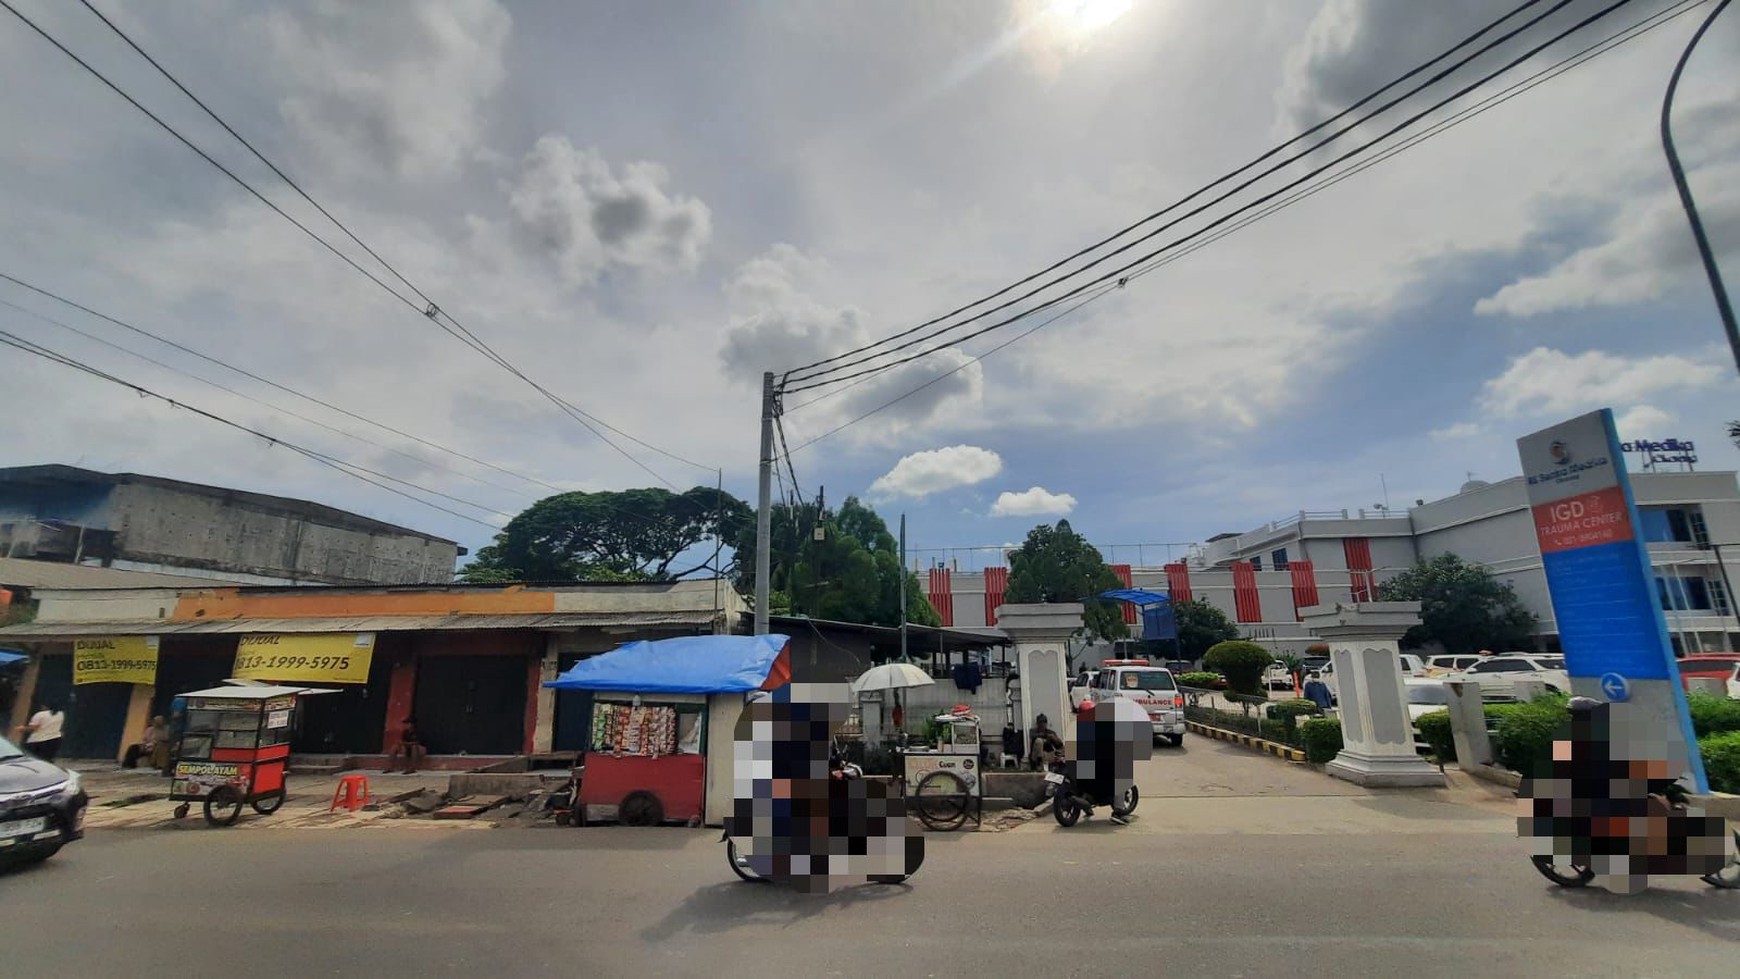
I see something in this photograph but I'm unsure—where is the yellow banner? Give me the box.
[73,636,159,685]
[232,633,376,685]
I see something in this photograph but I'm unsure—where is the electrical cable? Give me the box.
[7,0,713,484]
[0,330,507,527]
[782,0,1642,397]
[780,0,1558,382]
[782,0,1608,391]
[788,0,1687,449]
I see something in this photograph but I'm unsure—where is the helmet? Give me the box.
[1568,696,1603,713]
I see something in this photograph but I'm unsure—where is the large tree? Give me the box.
[1005,519,1129,642]
[1173,598,1240,662]
[732,496,939,628]
[461,486,752,582]
[1377,553,1538,654]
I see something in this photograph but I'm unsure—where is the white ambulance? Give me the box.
[1090,659,1186,746]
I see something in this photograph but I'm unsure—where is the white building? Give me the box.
[919,470,1740,659]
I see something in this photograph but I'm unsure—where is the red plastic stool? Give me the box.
[330,774,371,812]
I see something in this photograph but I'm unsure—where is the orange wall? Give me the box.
[171,586,555,621]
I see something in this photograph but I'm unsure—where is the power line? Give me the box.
[0,329,508,528]
[786,0,1691,450]
[781,0,1605,392]
[6,0,712,486]
[782,0,1643,397]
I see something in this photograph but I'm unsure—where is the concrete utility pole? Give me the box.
[754,372,776,636]
[899,514,909,663]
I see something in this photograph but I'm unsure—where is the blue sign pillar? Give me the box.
[1517,409,1707,792]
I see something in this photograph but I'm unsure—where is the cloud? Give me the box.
[264,0,512,180]
[867,445,1003,499]
[503,135,713,287]
[1613,404,1674,440]
[1430,422,1481,441]
[1476,347,1724,419]
[990,486,1077,517]
[1474,165,1740,318]
[719,246,870,380]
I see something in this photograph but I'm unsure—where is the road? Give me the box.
[4,737,1735,978]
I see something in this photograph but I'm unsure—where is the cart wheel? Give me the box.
[912,771,969,832]
[172,803,190,820]
[203,787,244,827]
[251,790,285,816]
[618,790,664,827]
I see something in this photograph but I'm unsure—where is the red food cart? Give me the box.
[545,633,792,827]
[167,684,326,827]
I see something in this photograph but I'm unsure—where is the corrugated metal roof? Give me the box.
[0,609,722,639]
[0,556,247,590]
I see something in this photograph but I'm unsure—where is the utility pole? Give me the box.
[899,514,909,663]
[811,485,826,619]
[754,372,775,636]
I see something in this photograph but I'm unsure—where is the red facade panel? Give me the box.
[1344,538,1375,602]
[1112,564,1137,624]
[927,567,955,627]
[1164,563,1192,602]
[1231,561,1262,623]
[1289,560,1320,621]
[983,566,1009,626]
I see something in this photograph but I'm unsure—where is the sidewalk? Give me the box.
[71,763,477,831]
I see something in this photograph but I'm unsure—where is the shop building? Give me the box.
[0,579,745,765]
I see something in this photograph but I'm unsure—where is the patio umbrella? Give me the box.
[850,662,935,695]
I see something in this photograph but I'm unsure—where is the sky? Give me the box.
[1,0,1737,572]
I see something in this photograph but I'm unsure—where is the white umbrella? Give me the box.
[850,662,935,694]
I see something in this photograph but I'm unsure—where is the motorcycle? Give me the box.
[724,738,902,885]
[1044,756,1138,827]
[1526,788,1740,891]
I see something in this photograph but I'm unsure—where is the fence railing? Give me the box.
[1178,686,1324,747]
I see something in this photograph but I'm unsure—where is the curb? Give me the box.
[1185,721,1306,763]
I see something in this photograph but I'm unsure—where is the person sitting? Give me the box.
[383,717,426,774]
[122,716,158,769]
[1028,714,1064,770]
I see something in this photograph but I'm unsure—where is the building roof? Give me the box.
[0,609,723,640]
[762,614,1010,648]
[0,464,457,546]
[0,556,248,590]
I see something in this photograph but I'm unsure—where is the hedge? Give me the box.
[1492,698,1569,777]
[1701,731,1740,795]
[1203,641,1274,695]
[1300,717,1343,764]
[1185,704,1307,747]
[1179,672,1223,689]
[1686,692,1740,738]
[1416,709,1455,762]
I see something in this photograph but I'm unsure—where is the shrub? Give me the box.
[1700,731,1740,795]
[1492,699,1569,776]
[1300,717,1343,764]
[1304,643,1330,658]
[1265,698,1322,735]
[1179,671,1223,689]
[1416,709,1456,762]
[1686,692,1740,738]
[1203,640,1275,695]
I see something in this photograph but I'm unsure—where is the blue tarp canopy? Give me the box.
[543,633,791,695]
[1099,589,1171,607]
[0,648,28,667]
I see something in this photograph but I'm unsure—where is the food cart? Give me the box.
[544,633,792,828]
[901,707,984,831]
[167,684,329,827]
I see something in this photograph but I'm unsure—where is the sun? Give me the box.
[1050,0,1134,35]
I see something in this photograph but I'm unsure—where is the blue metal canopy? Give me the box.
[0,648,28,667]
[1098,588,1171,607]
[543,633,791,695]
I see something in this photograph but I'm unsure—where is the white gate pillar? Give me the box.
[1300,601,1446,787]
[994,603,1082,741]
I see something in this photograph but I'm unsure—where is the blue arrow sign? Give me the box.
[1600,672,1630,703]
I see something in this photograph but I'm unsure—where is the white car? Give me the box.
[1729,663,1740,701]
[1426,654,1485,676]
[1403,677,1450,752]
[1308,653,1428,702]
[1091,661,1186,746]
[1264,663,1296,690]
[1069,670,1100,710]
[1445,654,1570,697]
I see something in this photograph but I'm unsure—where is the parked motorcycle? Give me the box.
[1044,756,1137,827]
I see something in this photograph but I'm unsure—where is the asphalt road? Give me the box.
[4,738,1735,978]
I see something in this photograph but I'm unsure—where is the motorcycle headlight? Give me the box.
[53,771,82,800]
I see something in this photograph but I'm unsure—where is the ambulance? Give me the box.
[1089,659,1186,746]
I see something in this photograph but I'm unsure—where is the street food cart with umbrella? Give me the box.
[545,633,792,828]
[167,684,336,827]
[849,661,934,745]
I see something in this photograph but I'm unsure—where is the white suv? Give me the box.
[1447,654,1569,697]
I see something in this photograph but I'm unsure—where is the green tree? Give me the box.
[1173,598,1239,661]
[461,486,752,582]
[1377,553,1538,654]
[732,497,939,628]
[1005,520,1129,642]
[1203,640,1274,695]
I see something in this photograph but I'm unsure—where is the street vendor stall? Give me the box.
[167,684,336,827]
[544,633,792,828]
[901,706,984,831]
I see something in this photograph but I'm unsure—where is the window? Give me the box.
[1471,658,1529,673]
[1657,576,1715,611]
[1249,555,1262,571]
[1640,507,1696,544]
[1272,548,1289,571]
[1711,578,1732,616]
[1118,670,1177,691]
[1407,686,1449,706]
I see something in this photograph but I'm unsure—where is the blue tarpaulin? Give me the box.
[0,648,27,667]
[1098,589,1170,607]
[543,633,791,695]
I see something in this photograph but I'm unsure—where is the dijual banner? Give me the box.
[232,633,376,685]
[72,635,160,685]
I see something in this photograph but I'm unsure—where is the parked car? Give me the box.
[1677,654,1740,692]
[1444,654,1569,697]
[1264,663,1296,690]
[1403,677,1450,752]
[1307,653,1427,702]
[0,735,88,868]
[1397,654,1427,677]
[1091,660,1186,746]
[1426,654,1485,676]
[1069,670,1100,710]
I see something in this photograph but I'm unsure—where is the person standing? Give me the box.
[22,702,65,762]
